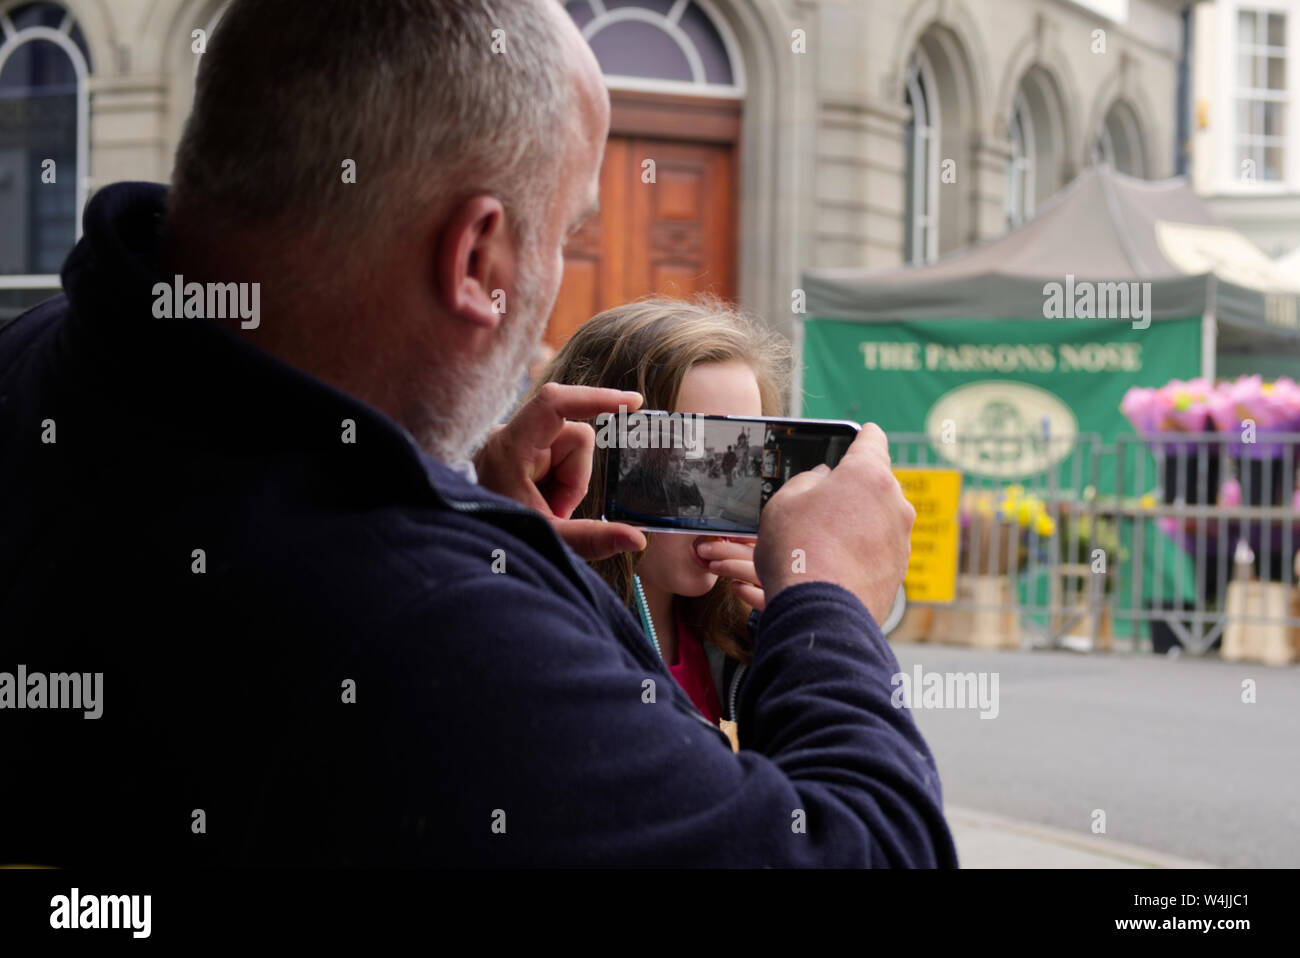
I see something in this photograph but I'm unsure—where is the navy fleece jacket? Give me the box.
[0,183,958,867]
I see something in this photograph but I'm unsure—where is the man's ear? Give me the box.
[436,194,515,329]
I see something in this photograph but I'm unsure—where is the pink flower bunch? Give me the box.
[1206,376,1300,433]
[1120,378,1216,435]
[1123,377,1300,438]
[1119,386,1170,434]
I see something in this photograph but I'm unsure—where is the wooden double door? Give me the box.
[545,92,739,347]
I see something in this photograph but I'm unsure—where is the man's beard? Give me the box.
[414,248,553,464]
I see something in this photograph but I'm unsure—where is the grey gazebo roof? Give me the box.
[803,166,1300,353]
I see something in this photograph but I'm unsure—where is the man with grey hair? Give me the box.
[0,0,955,867]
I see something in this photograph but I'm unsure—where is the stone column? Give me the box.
[87,74,171,193]
[967,133,1012,244]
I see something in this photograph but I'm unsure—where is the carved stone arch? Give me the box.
[994,30,1082,173]
[572,0,800,332]
[996,38,1082,207]
[20,0,115,74]
[1085,58,1160,178]
[886,0,991,138]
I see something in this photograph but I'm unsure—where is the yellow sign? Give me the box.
[893,468,962,604]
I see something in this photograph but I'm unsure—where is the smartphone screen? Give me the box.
[600,413,858,536]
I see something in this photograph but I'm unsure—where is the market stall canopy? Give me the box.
[804,165,1300,351]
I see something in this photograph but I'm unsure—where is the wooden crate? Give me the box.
[1222,581,1300,666]
[930,575,1020,649]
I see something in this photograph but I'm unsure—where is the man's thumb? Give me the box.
[775,461,830,498]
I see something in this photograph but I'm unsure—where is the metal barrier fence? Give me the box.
[887,431,1300,661]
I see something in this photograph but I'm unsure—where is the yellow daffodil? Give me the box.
[1017,500,1034,526]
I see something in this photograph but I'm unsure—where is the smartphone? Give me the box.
[599,412,859,537]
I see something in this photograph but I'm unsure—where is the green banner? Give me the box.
[801,316,1204,621]
[800,317,1202,464]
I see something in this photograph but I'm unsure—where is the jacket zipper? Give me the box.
[728,662,747,724]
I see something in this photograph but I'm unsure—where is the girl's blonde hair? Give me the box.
[523,295,793,663]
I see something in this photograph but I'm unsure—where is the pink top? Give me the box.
[668,604,723,724]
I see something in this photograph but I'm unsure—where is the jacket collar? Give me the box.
[56,182,521,513]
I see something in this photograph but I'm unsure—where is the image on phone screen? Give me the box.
[602,414,857,536]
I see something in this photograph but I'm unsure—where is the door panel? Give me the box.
[545,130,735,348]
[627,138,732,305]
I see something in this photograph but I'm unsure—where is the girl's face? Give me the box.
[636,359,763,599]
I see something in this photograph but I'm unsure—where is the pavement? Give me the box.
[890,641,1300,867]
[946,804,1217,868]
[691,467,761,524]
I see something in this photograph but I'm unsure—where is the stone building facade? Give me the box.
[0,0,1195,337]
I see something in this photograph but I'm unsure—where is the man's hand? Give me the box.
[474,381,648,561]
[753,423,914,624]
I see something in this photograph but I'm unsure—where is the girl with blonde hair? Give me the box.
[525,296,792,747]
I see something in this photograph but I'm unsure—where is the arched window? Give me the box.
[0,1,90,322]
[1004,67,1070,228]
[565,0,743,96]
[1093,100,1146,177]
[1006,92,1034,228]
[904,52,939,265]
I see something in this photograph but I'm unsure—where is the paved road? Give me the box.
[692,469,760,524]
[891,642,1300,867]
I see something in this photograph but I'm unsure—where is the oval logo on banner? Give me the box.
[925,380,1078,478]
